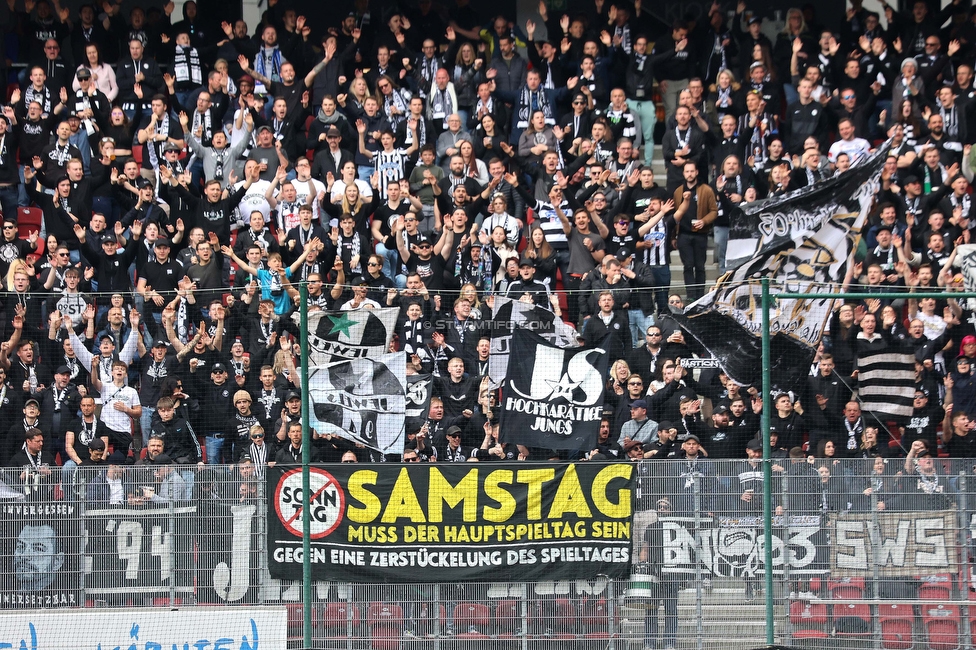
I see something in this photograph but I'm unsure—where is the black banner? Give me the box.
[500,329,608,451]
[266,463,635,583]
[82,500,263,604]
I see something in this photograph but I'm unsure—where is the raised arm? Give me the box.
[220,245,260,276]
[288,238,322,274]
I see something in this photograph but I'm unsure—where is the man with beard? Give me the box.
[62,395,108,490]
[437,425,474,462]
[704,405,748,459]
[13,523,64,593]
[36,365,81,463]
[805,354,851,450]
[585,418,623,460]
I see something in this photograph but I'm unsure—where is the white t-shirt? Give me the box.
[233,179,272,227]
[291,177,327,222]
[99,384,140,433]
[828,137,872,166]
[330,179,373,203]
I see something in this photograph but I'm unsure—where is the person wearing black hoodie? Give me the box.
[160,161,255,244]
[149,396,201,464]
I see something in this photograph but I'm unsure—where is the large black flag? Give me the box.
[500,329,608,450]
[487,296,580,389]
[673,144,889,391]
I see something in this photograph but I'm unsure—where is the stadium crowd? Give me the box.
[4,0,976,500]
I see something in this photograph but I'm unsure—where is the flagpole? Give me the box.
[299,281,312,650]
[761,277,774,645]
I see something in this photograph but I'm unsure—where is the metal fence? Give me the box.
[1,458,975,650]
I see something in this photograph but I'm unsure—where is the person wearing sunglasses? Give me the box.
[237,424,270,479]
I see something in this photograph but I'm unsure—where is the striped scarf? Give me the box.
[516,87,553,129]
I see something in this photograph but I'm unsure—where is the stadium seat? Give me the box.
[922,603,959,650]
[828,576,865,601]
[789,601,829,640]
[579,597,614,648]
[494,599,522,641]
[530,597,575,641]
[879,604,914,650]
[834,603,872,638]
[286,603,307,641]
[918,574,953,601]
[453,602,490,642]
[417,602,446,638]
[367,603,403,650]
[320,602,361,647]
[17,206,42,230]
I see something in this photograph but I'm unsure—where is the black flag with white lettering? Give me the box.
[487,297,580,389]
[405,374,433,434]
[500,329,608,450]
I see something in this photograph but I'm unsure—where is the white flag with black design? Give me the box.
[296,308,398,365]
[307,352,405,454]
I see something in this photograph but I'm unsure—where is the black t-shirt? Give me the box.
[407,254,446,290]
[271,79,307,117]
[375,199,415,248]
[182,346,220,393]
[139,258,184,308]
[67,417,101,461]
[607,232,637,258]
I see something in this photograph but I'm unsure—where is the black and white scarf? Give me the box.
[78,417,97,447]
[192,109,213,147]
[941,103,959,140]
[516,87,553,129]
[419,57,439,94]
[951,192,972,222]
[430,88,453,126]
[146,114,170,170]
[49,142,73,168]
[383,91,409,129]
[24,85,52,116]
[401,318,425,354]
[72,91,97,136]
[173,45,203,85]
[212,145,227,180]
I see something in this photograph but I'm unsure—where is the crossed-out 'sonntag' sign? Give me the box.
[274,468,345,539]
[267,463,635,583]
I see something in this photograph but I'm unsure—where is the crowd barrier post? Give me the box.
[299,280,313,650]
[692,474,704,650]
[960,472,972,650]
[869,479,881,645]
[760,276,775,645]
[168,497,176,607]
